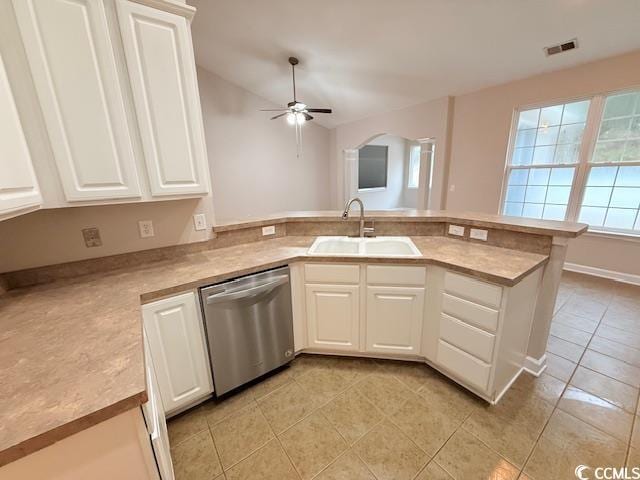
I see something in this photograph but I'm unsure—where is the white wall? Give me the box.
[197,67,331,221]
[356,135,406,210]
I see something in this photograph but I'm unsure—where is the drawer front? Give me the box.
[444,272,502,308]
[366,265,426,286]
[442,294,499,332]
[305,263,360,284]
[437,339,491,392]
[439,314,496,363]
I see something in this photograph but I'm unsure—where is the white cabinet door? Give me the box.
[12,0,141,201]
[306,284,360,352]
[116,0,209,197]
[0,53,41,216]
[142,333,175,480]
[142,291,213,415]
[366,286,425,355]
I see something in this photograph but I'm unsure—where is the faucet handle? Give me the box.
[363,219,375,237]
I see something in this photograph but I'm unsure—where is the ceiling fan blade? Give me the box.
[303,112,313,121]
[270,113,288,120]
[260,108,288,112]
[306,108,332,114]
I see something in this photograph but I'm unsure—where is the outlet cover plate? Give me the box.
[262,225,276,236]
[138,220,154,238]
[82,227,102,248]
[193,214,207,231]
[470,228,488,241]
[448,224,465,236]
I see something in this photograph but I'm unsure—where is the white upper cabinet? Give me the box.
[0,52,41,217]
[12,0,141,202]
[116,0,209,196]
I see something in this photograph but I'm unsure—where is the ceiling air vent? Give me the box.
[544,38,578,56]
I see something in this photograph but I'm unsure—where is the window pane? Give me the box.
[616,166,640,186]
[603,92,639,119]
[522,203,544,218]
[407,145,420,189]
[513,147,533,166]
[579,207,607,226]
[508,169,529,185]
[558,123,585,144]
[592,141,625,163]
[624,140,640,162]
[518,109,540,130]
[516,129,536,148]
[543,204,567,221]
[600,118,631,140]
[562,100,590,124]
[525,186,547,203]
[546,186,571,204]
[610,188,640,209]
[506,185,526,202]
[504,202,523,216]
[554,144,580,164]
[604,208,637,230]
[533,146,555,165]
[540,105,563,127]
[631,116,640,136]
[549,167,575,185]
[586,166,617,186]
[582,187,612,207]
[529,168,550,185]
[536,126,560,146]
[593,92,640,165]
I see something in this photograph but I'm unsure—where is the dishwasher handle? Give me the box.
[205,275,289,305]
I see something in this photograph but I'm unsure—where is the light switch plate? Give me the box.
[262,225,276,236]
[448,224,465,236]
[470,228,488,241]
[138,220,154,238]
[193,214,207,231]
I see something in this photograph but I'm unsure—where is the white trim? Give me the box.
[523,354,547,377]
[563,262,640,286]
[491,367,525,405]
[358,187,386,193]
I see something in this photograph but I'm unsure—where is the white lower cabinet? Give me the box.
[306,284,360,351]
[142,291,213,416]
[366,286,424,355]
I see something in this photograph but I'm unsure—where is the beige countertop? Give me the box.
[213,210,589,237]
[0,235,548,466]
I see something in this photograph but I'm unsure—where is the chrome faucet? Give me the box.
[342,197,375,237]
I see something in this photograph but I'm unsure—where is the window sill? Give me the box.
[358,187,387,193]
[583,229,640,243]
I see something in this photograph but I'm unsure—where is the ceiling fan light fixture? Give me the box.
[293,102,307,111]
[286,112,297,125]
[295,112,306,125]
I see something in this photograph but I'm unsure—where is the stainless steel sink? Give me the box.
[307,236,422,258]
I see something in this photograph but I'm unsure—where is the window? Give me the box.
[501,89,640,235]
[407,145,420,189]
[358,145,388,190]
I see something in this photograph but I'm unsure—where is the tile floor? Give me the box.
[167,271,640,480]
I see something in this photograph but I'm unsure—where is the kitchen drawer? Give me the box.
[440,314,495,363]
[366,265,426,286]
[437,339,491,392]
[444,272,502,309]
[305,263,360,284]
[442,293,499,332]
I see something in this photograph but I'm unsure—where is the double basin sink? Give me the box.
[307,236,422,258]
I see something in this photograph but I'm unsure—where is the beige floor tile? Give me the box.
[558,386,634,443]
[295,367,351,405]
[329,356,380,384]
[168,406,209,446]
[210,404,275,469]
[549,322,592,347]
[279,411,347,480]
[257,381,319,434]
[629,447,640,468]
[354,420,428,480]
[171,429,222,480]
[559,295,608,321]
[546,335,585,362]
[462,387,554,467]
[570,366,639,413]
[287,354,335,379]
[354,373,413,416]
[632,419,640,450]
[596,324,640,350]
[375,359,433,391]
[203,389,255,427]
[588,336,640,368]
[390,392,462,457]
[524,409,627,480]
[315,450,374,480]
[434,428,519,480]
[415,461,453,480]
[545,352,576,382]
[417,370,482,423]
[224,439,298,480]
[601,310,640,335]
[553,310,599,334]
[321,388,384,446]
[580,350,640,387]
[248,369,292,400]
[509,372,566,404]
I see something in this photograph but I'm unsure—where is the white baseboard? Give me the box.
[491,367,525,405]
[563,262,640,286]
[523,354,547,377]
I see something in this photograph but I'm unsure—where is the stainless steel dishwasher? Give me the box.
[199,266,294,396]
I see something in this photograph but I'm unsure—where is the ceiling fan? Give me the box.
[261,57,332,126]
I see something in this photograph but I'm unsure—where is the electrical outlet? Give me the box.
[138,220,154,238]
[449,184,456,192]
[262,225,276,236]
[448,224,465,236]
[82,227,102,248]
[470,228,488,241]
[193,214,207,231]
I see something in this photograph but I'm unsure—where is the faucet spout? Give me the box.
[342,197,368,237]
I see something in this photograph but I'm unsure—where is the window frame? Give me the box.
[499,87,640,237]
[407,144,420,189]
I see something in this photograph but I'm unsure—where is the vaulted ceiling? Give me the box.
[189,0,640,128]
